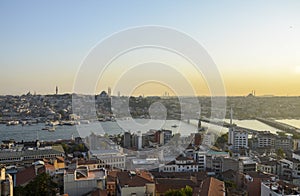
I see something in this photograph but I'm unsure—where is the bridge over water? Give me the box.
[195,117,300,136]
[186,117,261,135]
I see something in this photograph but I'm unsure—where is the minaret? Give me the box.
[198,105,202,131]
[228,107,234,145]
[137,131,142,150]
[230,107,233,126]
[56,86,58,95]
[108,87,111,97]
[198,119,202,129]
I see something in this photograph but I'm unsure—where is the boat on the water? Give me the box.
[6,121,19,126]
[60,120,79,126]
[21,121,27,126]
[42,126,56,132]
[48,127,55,132]
[46,120,60,126]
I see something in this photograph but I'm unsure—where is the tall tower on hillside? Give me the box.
[108,87,111,97]
[137,131,142,150]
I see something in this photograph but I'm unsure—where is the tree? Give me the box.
[14,173,58,196]
[165,186,193,196]
[78,143,86,151]
[276,148,285,159]
[61,143,70,153]
[214,133,228,149]
[277,131,286,137]
[292,133,300,139]
[14,186,25,196]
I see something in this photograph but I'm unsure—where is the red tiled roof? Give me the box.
[16,166,37,186]
[91,189,107,196]
[45,163,55,171]
[247,178,261,196]
[107,170,119,183]
[246,171,275,179]
[138,171,153,182]
[56,156,65,163]
[42,158,50,163]
[108,170,118,178]
[198,177,225,196]
[117,171,153,188]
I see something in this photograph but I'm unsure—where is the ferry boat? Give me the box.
[61,121,78,126]
[47,121,60,126]
[42,126,56,132]
[6,120,19,126]
[48,127,56,132]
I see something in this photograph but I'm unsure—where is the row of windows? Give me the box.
[260,166,272,171]
[163,165,198,172]
[107,184,115,190]
[259,142,274,144]
[0,154,60,162]
[177,168,198,172]
[163,167,175,171]
[259,141,274,143]
[24,154,58,160]
[0,157,21,161]
[112,163,124,168]
[102,158,125,163]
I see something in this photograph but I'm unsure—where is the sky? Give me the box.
[0,0,300,96]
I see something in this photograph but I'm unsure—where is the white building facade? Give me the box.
[228,127,248,151]
[159,155,198,172]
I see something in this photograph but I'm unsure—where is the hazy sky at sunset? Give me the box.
[0,1,300,96]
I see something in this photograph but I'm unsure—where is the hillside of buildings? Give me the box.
[1,93,300,124]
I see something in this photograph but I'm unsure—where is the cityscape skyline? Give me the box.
[1,1,300,96]
[1,2,300,195]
